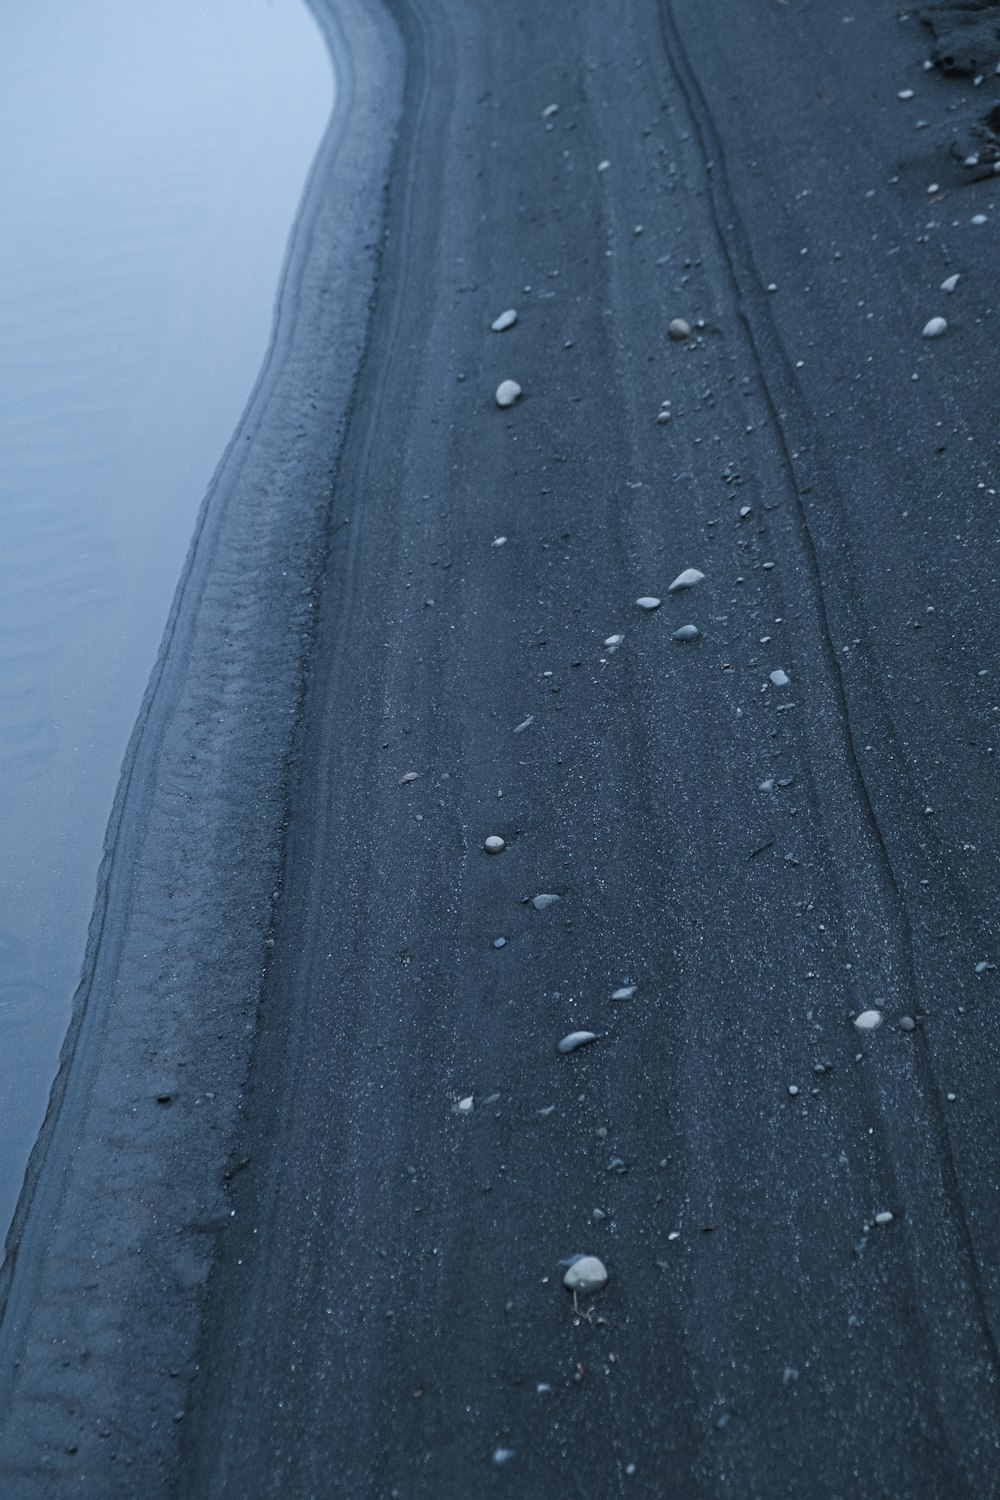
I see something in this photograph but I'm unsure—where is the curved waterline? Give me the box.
[0,0,334,1232]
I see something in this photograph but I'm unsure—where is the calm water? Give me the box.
[0,1,333,1230]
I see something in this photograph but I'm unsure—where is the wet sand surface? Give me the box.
[2,1,1000,1495]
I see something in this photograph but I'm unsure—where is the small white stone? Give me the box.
[491,308,517,332]
[457,1095,474,1113]
[492,535,507,547]
[611,985,637,1000]
[496,379,522,407]
[972,213,988,225]
[854,1009,883,1032]
[597,159,610,172]
[668,568,705,593]
[769,669,791,687]
[898,88,915,100]
[941,274,960,293]
[563,1255,608,1294]
[922,317,947,338]
[874,1210,894,1226]
[542,103,559,118]
[668,318,691,340]
[656,410,672,424]
[532,893,560,910]
[484,836,506,854]
[927,182,940,194]
[636,596,662,611]
[787,1084,800,1097]
[558,1030,598,1054]
[603,633,624,649]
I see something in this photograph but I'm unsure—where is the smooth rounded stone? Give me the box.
[492,1448,515,1467]
[941,274,960,293]
[898,88,915,99]
[972,213,988,225]
[399,771,419,785]
[611,985,637,1000]
[493,937,507,949]
[603,633,624,649]
[769,668,791,687]
[668,567,704,592]
[673,624,700,642]
[922,316,947,338]
[899,1015,916,1032]
[787,1084,800,1097]
[563,1255,608,1295]
[874,1210,894,1226]
[558,1030,597,1054]
[495,379,522,407]
[492,534,508,547]
[668,317,691,340]
[854,1009,883,1032]
[457,1096,474,1113]
[636,596,661,611]
[532,893,559,910]
[656,409,672,424]
[484,836,506,854]
[491,308,517,332]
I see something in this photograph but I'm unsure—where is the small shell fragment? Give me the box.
[563,1255,608,1294]
[491,309,517,332]
[558,1030,597,1054]
[668,568,705,593]
[496,379,522,407]
[854,1009,883,1032]
[668,318,691,340]
[922,317,947,339]
[484,836,506,854]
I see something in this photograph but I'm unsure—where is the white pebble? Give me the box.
[769,669,791,687]
[940,274,960,293]
[563,1255,608,1294]
[874,1210,894,1226]
[496,379,522,407]
[542,103,559,118]
[922,317,947,339]
[636,595,661,611]
[484,836,506,854]
[457,1096,474,1113]
[854,1009,883,1032]
[668,568,705,593]
[603,633,625,649]
[668,318,691,340]
[787,1084,800,1097]
[611,985,637,1000]
[492,534,507,547]
[491,309,517,332]
[597,159,610,172]
[898,88,915,100]
[558,1031,597,1054]
[972,214,988,225]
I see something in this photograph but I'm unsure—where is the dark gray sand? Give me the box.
[2,1,1000,1495]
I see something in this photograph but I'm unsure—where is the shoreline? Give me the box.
[0,0,403,1486]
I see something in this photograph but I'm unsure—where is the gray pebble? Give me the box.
[941,274,960,293]
[563,1255,609,1294]
[854,1009,883,1031]
[922,317,947,339]
[558,1030,597,1054]
[611,985,638,1000]
[532,893,560,910]
[899,1015,915,1031]
[492,1448,515,1467]
[491,309,518,332]
[874,1210,894,1226]
[668,318,691,340]
[495,379,522,407]
[668,567,705,592]
[484,836,506,854]
[673,624,700,642]
[636,596,662,611]
[769,669,791,687]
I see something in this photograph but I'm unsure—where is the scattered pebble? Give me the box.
[598,159,610,172]
[787,1084,800,1097]
[898,88,915,100]
[611,985,637,1000]
[603,633,625,650]
[542,103,559,119]
[558,1031,598,1054]
[493,937,507,949]
[874,1210,894,1226]
[513,715,534,734]
[636,595,662,611]
[922,317,947,339]
[769,669,791,687]
[971,214,988,225]
[668,318,691,341]
[457,1096,474,1113]
[854,1009,883,1032]
[496,379,522,408]
[491,309,518,332]
[899,1015,916,1032]
[484,836,506,854]
[533,893,560,910]
[492,1448,515,1467]
[563,1255,608,1294]
[668,568,705,592]
[673,624,700,642]
[975,960,996,974]
[399,772,419,785]
[492,534,507,547]
[941,274,960,293]
[656,410,672,424]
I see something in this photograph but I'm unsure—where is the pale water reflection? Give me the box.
[0,0,333,1231]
